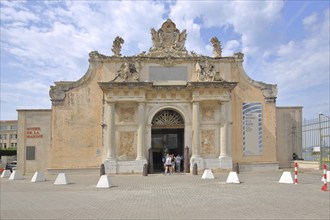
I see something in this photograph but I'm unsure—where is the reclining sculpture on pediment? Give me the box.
[195,61,223,82]
[112,62,140,82]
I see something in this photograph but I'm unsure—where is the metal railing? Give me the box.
[302,114,330,163]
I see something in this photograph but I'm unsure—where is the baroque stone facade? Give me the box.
[18,19,280,174]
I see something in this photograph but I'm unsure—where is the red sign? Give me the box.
[26,127,43,138]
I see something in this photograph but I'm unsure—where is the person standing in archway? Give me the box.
[175,154,182,173]
[164,154,172,175]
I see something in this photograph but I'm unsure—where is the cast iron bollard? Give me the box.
[143,164,148,176]
[100,163,105,176]
[234,163,239,174]
[192,163,198,175]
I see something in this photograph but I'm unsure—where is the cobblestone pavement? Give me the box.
[1,169,329,220]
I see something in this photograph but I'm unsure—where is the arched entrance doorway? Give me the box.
[149,109,184,173]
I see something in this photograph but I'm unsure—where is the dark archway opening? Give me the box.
[149,109,185,173]
[151,128,184,172]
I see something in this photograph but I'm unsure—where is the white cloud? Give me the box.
[257,9,330,118]
[223,40,240,56]
[169,1,284,56]
[303,13,317,27]
[0,1,329,120]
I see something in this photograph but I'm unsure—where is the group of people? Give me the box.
[163,153,182,175]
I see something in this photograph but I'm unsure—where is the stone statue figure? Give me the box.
[210,37,222,57]
[195,62,202,80]
[176,29,187,50]
[112,36,124,56]
[150,28,161,51]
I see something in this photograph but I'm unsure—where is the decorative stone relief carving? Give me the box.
[118,132,135,159]
[152,109,184,126]
[196,61,223,82]
[49,85,66,102]
[202,130,215,154]
[119,107,135,123]
[202,106,215,121]
[148,19,188,57]
[112,36,124,57]
[210,37,222,58]
[113,62,140,82]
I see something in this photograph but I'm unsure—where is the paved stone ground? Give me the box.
[1,169,329,220]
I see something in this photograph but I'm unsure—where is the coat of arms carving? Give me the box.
[148,19,188,57]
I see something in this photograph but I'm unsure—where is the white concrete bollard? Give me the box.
[54,173,69,185]
[279,171,293,184]
[201,169,215,179]
[226,171,240,184]
[96,175,112,188]
[1,170,12,178]
[9,170,24,180]
[31,172,46,182]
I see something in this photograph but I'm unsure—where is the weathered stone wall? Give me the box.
[50,61,104,169]
[17,110,51,174]
[276,106,303,168]
[230,60,278,165]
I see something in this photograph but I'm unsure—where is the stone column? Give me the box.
[136,102,146,160]
[107,101,116,160]
[219,101,232,169]
[190,101,203,172]
[192,101,201,157]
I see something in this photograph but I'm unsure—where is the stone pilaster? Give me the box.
[192,101,201,157]
[107,101,116,160]
[190,101,204,172]
[219,101,232,169]
[136,102,146,160]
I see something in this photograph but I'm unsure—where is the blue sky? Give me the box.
[1,0,329,120]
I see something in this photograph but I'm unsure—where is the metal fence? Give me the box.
[302,114,330,162]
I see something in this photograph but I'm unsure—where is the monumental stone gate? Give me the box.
[17,19,279,174]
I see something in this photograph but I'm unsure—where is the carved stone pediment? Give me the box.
[148,19,188,57]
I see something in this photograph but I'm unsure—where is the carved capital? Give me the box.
[261,84,278,103]
[49,85,66,104]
